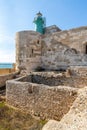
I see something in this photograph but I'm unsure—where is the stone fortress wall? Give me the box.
[16,26,87,74]
[6,16,87,129]
[5,10,87,129]
[0,71,19,88]
[16,31,41,74]
[6,72,78,120]
[42,26,87,70]
[6,25,87,124]
[6,71,87,120]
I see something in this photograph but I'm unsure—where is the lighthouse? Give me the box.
[33,12,46,34]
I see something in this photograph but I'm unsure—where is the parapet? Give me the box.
[45,25,61,34]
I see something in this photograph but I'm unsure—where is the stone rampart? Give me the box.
[16,26,87,73]
[0,72,19,88]
[41,26,87,70]
[16,31,41,74]
[42,87,87,130]
[52,26,87,53]
[6,72,78,120]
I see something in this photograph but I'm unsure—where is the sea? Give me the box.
[0,63,13,69]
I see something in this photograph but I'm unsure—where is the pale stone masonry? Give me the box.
[6,72,87,120]
[16,26,87,74]
[16,31,41,74]
[0,72,19,88]
[8,25,87,118]
[42,87,87,130]
[6,25,87,129]
[6,72,78,120]
[6,19,87,130]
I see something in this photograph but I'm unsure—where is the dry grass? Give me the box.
[0,101,46,130]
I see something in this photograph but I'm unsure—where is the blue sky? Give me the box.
[0,0,87,63]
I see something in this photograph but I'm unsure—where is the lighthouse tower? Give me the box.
[33,12,46,34]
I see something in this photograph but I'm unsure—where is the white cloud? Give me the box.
[0,34,14,43]
[0,34,15,63]
[0,50,15,63]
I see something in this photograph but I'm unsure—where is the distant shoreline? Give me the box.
[0,63,16,75]
[0,63,15,69]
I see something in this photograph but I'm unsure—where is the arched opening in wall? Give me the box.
[64,48,77,55]
[71,48,77,54]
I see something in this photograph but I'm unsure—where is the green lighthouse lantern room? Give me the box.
[33,12,46,34]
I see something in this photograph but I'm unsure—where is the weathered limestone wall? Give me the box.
[12,72,87,88]
[53,26,87,53]
[16,26,87,72]
[6,74,77,120]
[0,64,16,75]
[69,66,87,76]
[42,87,87,130]
[0,68,14,75]
[41,26,87,70]
[16,31,42,74]
[45,25,61,34]
[31,73,87,88]
[0,72,18,88]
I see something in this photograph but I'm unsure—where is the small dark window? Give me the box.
[86,45,87,54]
[29,49,34,57]
[32,49,33,54]
[48,49,51,51]
[37,40,39,44]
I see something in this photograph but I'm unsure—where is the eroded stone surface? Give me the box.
[16,26,87,75]
[42,87,87,130]
[6,72,78,120]
[0,72,18,88]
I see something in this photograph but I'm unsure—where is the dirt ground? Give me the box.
[0,100,46,130]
